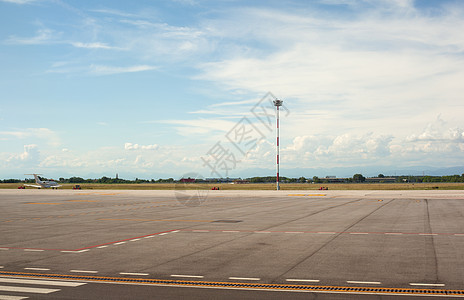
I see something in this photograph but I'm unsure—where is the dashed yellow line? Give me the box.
[99,218,214,223]
[288,194,326,197]
[66,200,99,202]
[25,202,63,205]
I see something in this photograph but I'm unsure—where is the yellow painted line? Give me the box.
[1,271,463,296]
[66,200,99,202]
[288,194,326,197]
[76,192,119,196]
[99,218,213,223]
[25,203,63,205]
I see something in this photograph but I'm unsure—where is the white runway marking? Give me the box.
[385,233,403,235]
[75,249,89,253]
[409,283,445,287]
[113,242,126,245]
[284,232,304,234]
[24,268,50,271]
[97,245,108,249]
[229,277,260,281]
[286,279,320,283]
[222,230,240,233]
[0,285,60,294]
[317,232,336,234]
[171,230,180,233]
[170,275,204,278]
[70,270,98,274]
[129,239,140,242]
[419,233,438,236]
[158,233,168,236]
[349,233,369,235]
[0,295,29,300]
[254,231,271,233]
[347,281,381,285]
[192,230,209,232]
[120,273,149,276]
[0,278,85,287]
[23,249,44,252]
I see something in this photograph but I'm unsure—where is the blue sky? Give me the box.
[1,0,464,180]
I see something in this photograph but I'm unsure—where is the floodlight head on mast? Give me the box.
[273,99,283,107]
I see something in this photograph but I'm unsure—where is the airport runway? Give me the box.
[1,189,464,299]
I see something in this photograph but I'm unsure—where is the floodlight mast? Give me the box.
[273,99,283,190]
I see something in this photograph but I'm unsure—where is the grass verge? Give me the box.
[2,183,464,190]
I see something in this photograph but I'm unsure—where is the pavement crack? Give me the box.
[423,199,439,283]
[271,199,394,283]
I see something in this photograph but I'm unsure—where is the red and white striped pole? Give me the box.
[273,99,283,190]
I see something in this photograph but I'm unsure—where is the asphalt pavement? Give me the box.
[1,189,464,299]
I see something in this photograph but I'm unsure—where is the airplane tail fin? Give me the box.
[25,174,42,184]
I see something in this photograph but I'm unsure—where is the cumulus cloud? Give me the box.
[406,116,464,143]
[7,144,40,165]
[278,133,393,168]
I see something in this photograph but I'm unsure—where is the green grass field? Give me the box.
[2,182,464,190]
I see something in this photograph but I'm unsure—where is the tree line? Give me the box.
[1,174,464,184]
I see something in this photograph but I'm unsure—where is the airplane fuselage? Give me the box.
[24,174,61,189]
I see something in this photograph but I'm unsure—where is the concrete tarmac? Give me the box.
[1,189,464,299]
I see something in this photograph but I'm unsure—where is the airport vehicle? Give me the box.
[73,185,81,190]
[24,174,62,189]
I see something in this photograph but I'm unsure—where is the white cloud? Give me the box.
[3,1,464,177]
[156,119,239,137]
[406,116,464,143]
[192,5,464,167]
[6,28,60,45]
[71,42,115,49]
[0,128,60,146]
[277,133,394,168]
[7,144,40,165]
[89,64,157,75]
[124,143,159,150]
[0,0,36,4]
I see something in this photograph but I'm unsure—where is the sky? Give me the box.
[1,0,464,180]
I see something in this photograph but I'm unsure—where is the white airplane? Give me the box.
[24,174,61,189]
